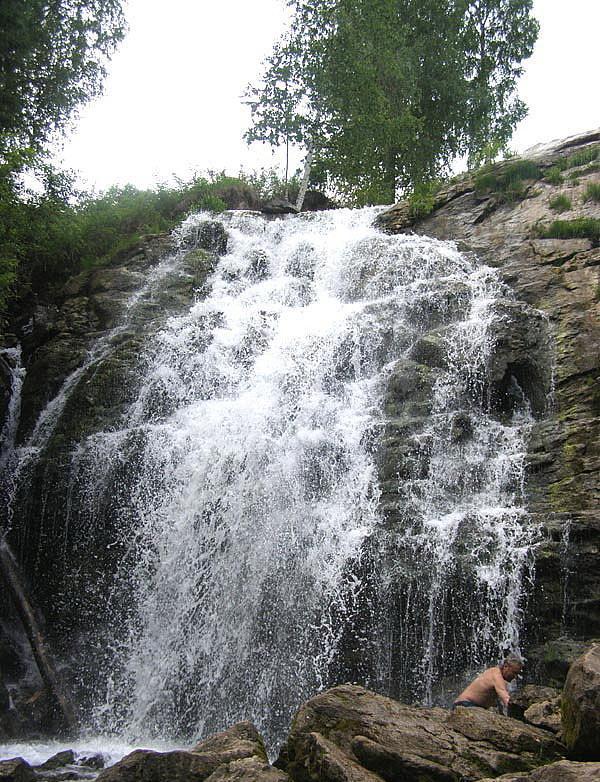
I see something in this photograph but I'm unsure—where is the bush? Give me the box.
[549,194,571,213]
[538,217,600,243]
[583,183,600,203]
[544,167,563,185]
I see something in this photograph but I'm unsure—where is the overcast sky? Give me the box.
[55,0,599,192]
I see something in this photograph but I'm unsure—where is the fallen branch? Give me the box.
[0,538,78,732]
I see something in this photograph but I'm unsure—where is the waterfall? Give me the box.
[2,207,542,749]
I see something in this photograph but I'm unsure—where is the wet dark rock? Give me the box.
[260,198,299,215]
[197,221,229,256]
[285,243,317,280]
[97,722,279,782]
[277,684,564,782]
[301,190,337,212]
[450,411,474,443]
[408,330,447,368]
[486,301,552,418]
[0,758,36,782]
[245,249,270,281]
[38,751,76,771]
[75,756,105,771]
[561,643,600,759]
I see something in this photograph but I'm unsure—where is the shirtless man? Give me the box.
[453,654,523,710]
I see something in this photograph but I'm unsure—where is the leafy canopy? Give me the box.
[245,0,539,204]
[0,0,126,156]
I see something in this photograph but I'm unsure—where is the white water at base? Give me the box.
[1,207,542,757]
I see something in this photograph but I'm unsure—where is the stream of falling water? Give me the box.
[1,207,541,756]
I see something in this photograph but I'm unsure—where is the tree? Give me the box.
[0,0,125,318]
[0,0,126,157]
[245,0,539,205]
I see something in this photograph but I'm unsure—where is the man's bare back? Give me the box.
[453,657,522,710]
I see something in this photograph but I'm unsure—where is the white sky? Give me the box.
[55,0,599,192]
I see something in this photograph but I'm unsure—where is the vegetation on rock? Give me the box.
[538,217,600,243]
[549,194,572,213]
[583,183,600,203]
[474,159,541,202]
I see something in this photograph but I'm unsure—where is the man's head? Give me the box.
[500,653,523,681]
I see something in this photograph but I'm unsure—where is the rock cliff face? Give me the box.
[378,129,600,658]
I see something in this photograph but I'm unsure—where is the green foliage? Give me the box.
[549,194,572,213]
[583,183,600,203]
[538,218,600,243]
[555,146,599,172]
[239,168,301,201]
[0,168,230,314]
[0,0,125,157]
[544,167,564,185]
[407,181,442,219]
[475,159,541,202]
[246,0,539,204]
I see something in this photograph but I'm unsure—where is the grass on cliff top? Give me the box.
[555,145,599,171]
[538,217,600,243]
[474,159,541,202]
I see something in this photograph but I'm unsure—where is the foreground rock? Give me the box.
[0,758,35,782]
[480,760,600,781]
[561,643,600,759]
[97,721,288,782]
[276,684,564,782]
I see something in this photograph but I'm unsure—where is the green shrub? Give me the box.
[408,180,441,219]
[474,159,541,202]
[555,146,599,172]
[549,194,572,213]
[544,167,563,185]
[538,217,600,242]
[583,182,600,203]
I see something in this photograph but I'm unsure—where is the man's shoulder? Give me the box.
[482,665,502,679]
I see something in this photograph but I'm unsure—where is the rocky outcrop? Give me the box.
[97,722,287,782]
[276,684,563,782]
[378,129,600,647]
[561,643,600,759]
[0,758,36,782]
[480,760,600,781]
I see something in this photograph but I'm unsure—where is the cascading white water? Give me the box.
[53,207,540,746]
[1,207,543,758]
[378,264,538,703]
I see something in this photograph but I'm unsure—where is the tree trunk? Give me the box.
[384,147,398,205]
[0,538,78,732]
[295,148,314,212]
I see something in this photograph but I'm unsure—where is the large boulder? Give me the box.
[561,643,600,759]
[96,721,286,782]
[508,685,559,721]
[276,685,564,782]
[0,758,36,782]
[480,760,600,780]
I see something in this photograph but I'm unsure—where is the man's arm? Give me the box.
[491,668,510,707]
